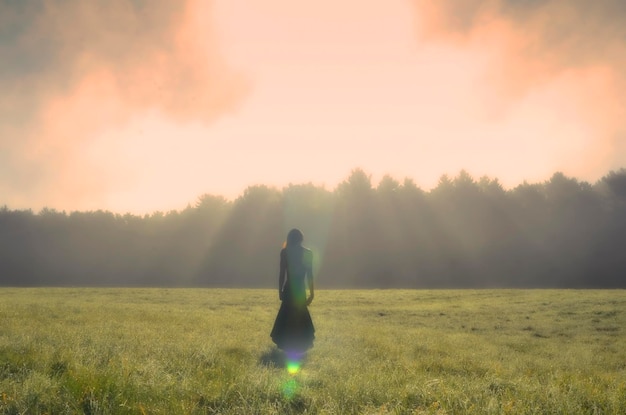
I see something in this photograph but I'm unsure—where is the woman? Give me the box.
[270,228,315,352]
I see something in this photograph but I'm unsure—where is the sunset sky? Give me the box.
[2,0,626,214]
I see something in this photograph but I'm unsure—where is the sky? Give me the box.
[1,0,626,214]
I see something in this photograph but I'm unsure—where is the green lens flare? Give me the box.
[286,361,300,375]
[282,351,304,399]
[282,378,298,399]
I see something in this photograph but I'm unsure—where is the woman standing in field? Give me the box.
[270,228,315,352]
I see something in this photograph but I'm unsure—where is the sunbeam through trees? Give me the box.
[1,168,625,288]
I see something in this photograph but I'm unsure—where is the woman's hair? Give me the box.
[284,228,304,248]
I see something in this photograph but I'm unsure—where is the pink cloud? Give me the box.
[0,0,248,210]
[412,0,626,173]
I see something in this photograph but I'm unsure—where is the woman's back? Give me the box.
[281,246,313,303]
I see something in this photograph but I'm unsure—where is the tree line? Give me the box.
[1,168,625,288]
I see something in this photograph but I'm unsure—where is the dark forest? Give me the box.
[2,168,625,288]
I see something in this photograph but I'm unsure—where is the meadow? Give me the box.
[0,288,625,414]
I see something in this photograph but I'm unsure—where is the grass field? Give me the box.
[0,288,625,414]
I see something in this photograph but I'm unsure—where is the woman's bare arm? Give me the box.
[279,250,287,300]
[307,277,315,305]
[305,249,314,305]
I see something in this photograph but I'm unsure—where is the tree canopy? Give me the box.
[2,168,625,288]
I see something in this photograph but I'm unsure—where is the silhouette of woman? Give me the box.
[270,228,315,352]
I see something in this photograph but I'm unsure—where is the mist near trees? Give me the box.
[1,168,625,288]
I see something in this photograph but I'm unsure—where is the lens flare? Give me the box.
[285,351,304,375]
[281,350,305,399]
[282,378,298,399]
[286,361,301,375]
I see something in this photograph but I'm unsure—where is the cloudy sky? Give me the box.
[2,0,625,213]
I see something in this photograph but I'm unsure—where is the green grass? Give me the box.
[0,288,625,414]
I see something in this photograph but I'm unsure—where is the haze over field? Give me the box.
[2,0,626,214]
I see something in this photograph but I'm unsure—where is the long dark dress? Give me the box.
[270,246,315,352]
